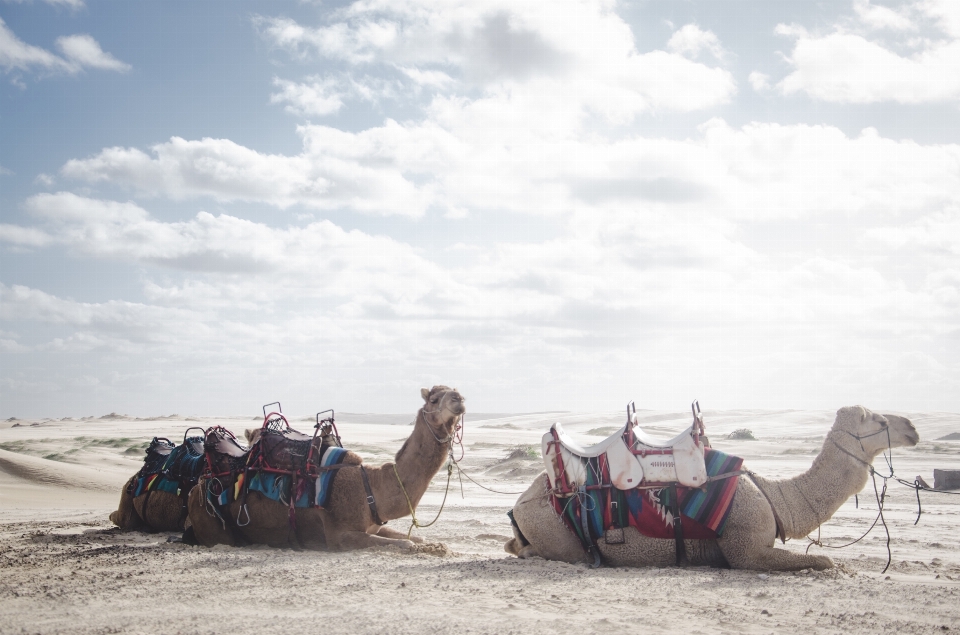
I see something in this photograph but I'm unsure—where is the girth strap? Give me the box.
[577,486,602,568]
[667,484,687,565]
[360,466,387,526]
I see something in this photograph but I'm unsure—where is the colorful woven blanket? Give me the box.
[131,436,205,498]
[551,448,744,548]
[215,445,350,509]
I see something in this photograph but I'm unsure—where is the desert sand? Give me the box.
[2,408,959,634]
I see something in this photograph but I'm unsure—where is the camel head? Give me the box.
[420,385,466,439]
[832,405,918,459]
[244,428,262,447]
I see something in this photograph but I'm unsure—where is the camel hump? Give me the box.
[340,451,363,465]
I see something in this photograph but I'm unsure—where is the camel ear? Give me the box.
[421,387,430,401]
[244,429,257,444]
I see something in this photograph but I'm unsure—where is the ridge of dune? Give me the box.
[0,447,126,493]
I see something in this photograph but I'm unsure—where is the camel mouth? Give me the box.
[886,415,919,447]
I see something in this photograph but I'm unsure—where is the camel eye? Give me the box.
[431,398,438,404]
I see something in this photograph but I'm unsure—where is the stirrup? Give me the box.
[236,504,251,527]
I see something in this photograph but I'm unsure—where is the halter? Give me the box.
[830,422,894,477]
[418,405,462,446]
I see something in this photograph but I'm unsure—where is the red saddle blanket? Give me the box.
[550,448,743,544]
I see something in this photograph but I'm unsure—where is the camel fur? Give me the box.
[505,406,918,571]
[186,385,465,551]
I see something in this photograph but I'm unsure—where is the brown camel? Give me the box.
[109,477,188,532]
[505,406,918,570]
[186,385,465,550]
[110,435,210,533]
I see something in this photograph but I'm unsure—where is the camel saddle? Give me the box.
[256,427,320,473]
[161,430,205,485]
[135,437,176,480]
[543,401,709,494]
[203,426,251,477]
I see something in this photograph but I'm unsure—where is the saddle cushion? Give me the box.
[625,424,708,487]
[544,417,709,491]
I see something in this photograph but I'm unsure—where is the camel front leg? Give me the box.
[719,479,833,571]
[722,542,834,571]
[335,529,416,552]
[376,525,425,544]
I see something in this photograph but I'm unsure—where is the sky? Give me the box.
[1,0,959,418]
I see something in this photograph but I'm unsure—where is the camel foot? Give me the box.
[518,545,540,559]
[376,525,424,543]
[180,526,198,546]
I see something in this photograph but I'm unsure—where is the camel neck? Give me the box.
[365,410,452,523]
[759,431,874,539]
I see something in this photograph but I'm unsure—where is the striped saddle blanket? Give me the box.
[212,446,350,509]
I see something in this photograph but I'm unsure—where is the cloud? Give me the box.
[667,24,726,59]
[270,74,402,117]
[0,17,130,76]
[748,71,770,91]
[853,0,916,31]
[271,76,345,116]
[254,1,736,118]
[775,0,960,104]
[2,0,85,8]
[60,134,432,216]
[56,112,960,225]
[0,17,70,73]
[56,34,131,72]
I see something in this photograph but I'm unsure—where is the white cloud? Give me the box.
[56,34,131,72]
[775,0,960,104]
[748,71,770,91]
[0,17,70,73]
[0,17,130,76]
[2,0,85,8]
[60,134,432,216]
[667,24,726,60]
[853,0,916,31]
[254,1,736,118]
[270,74,402,117]
[271,76,344,116]
[922,0,960,38]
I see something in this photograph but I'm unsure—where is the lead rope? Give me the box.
[394,460,454,539]
[802,430,895,572]
[392,409,461,539]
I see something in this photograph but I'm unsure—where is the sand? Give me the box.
[2,408,960,634]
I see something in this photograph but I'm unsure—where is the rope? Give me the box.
[394,460,454,540]
[453,462,527,495]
